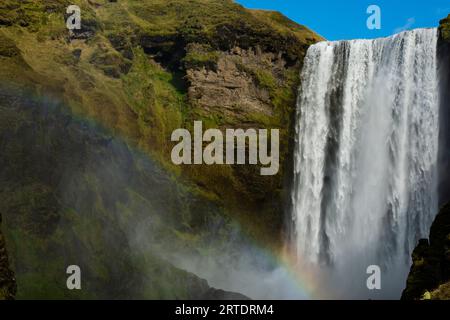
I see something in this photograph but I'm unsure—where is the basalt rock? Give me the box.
[402,203,450,300]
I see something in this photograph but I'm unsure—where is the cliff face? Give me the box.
[0,0,321,245]
[0,0,320,298]
[438,14,450,204]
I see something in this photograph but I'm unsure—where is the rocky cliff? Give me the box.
[402,203,450,300]
[401,13,450,302]
[0,0,320,299]
[0,0,321,244]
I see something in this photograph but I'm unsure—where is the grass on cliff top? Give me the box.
[440,14,450,42]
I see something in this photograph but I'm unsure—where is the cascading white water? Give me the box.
[291,28,440,299]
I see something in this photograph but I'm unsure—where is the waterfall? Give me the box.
[291,28,439,298]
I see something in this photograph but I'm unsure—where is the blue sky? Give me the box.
[236,0,450,40]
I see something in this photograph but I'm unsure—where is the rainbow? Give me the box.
[0,82,330,300]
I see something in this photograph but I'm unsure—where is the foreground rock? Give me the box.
[0,214,16,300]
[401,203,450,300]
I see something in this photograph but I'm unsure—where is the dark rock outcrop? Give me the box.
[401,203,450,300]
[186,274,249,300]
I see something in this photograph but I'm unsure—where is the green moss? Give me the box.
[0,0,324,296]
[0,33,21,58]
[430,282,450,300]
[0,0,47,30]
[183,49,220,70]
[89,43,132,78]
[402,203,450,300]
[439,14,450,43]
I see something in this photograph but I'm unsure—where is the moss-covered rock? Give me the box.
[0,0,322,246]
[401,203,450,300]
[0,33,21,58]
[0,214,16,300]
[0,0,322,298]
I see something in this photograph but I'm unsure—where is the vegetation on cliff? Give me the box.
[0,0,321,244]
[0,0,321,298]
[401,14,450,301]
